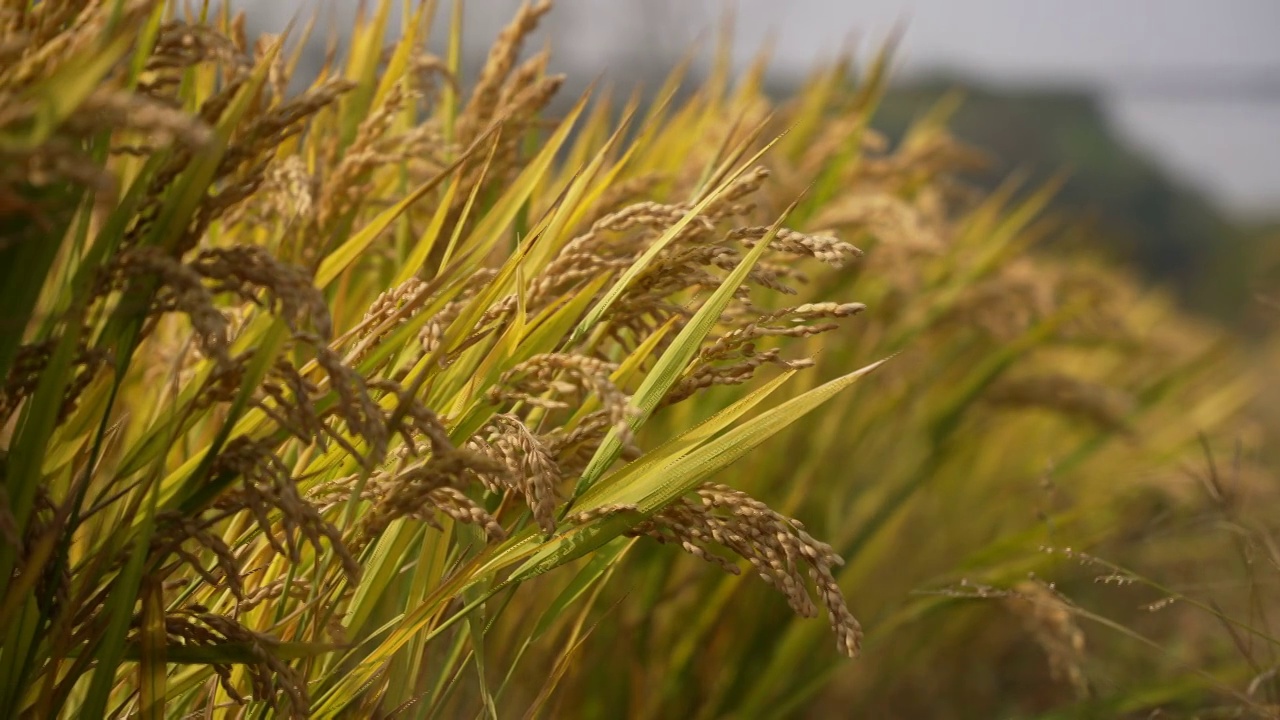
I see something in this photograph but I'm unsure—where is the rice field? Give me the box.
[0,1,1273,718]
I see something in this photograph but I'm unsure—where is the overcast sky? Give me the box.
[252,0,1280,218]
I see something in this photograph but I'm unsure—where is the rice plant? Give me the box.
[0,0,889,716]
[0,1,1266,718]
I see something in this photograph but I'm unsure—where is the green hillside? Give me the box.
[860,76,1269,326]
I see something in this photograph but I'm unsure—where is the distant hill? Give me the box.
[855,76,1270,325]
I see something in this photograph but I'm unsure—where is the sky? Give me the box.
[252,0,1280,218]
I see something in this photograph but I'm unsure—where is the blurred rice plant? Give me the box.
[0,1,1265,719]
